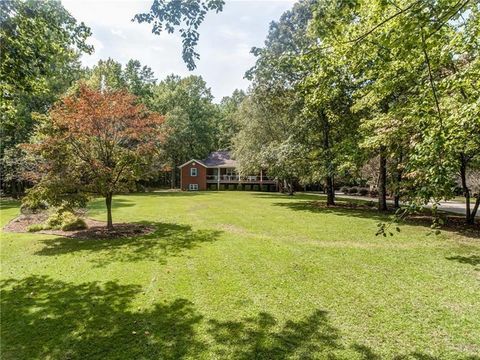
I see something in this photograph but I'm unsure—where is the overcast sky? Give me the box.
[62,0,295,102]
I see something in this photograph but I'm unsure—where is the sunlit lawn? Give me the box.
[1,191,479,359]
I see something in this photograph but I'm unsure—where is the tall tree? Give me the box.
[216,89,246,150]
[23,86,164,229]
[0,0,92,193]
[150,75,218,187]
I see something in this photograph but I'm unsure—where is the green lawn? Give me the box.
[1,192,479,359]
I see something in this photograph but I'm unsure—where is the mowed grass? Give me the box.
[1,191,479,359]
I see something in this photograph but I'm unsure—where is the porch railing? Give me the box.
[206,175,275,182]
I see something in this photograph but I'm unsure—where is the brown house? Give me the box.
[179,151,277,191]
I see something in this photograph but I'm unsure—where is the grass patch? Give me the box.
[1,192,479,359]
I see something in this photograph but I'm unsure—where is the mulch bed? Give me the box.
[3,212,155,239]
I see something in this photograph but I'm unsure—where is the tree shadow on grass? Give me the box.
[207,310,342,359]
[0,199,20,210]
[446,255,480,268]
[0,276,205,360]
[34,222,223,268]
[2,276,471,359]
[255,193,480,240]
[0,275,382,360]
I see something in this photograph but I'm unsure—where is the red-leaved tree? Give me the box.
[24,85,164,229]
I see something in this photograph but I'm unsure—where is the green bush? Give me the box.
[341,186,349,194]
[359,188,369,196]
[45,211,87,231]
[27,224,46,232]
[349,187,358,194]
[46,212,63,229]
[20,200,48,214]
[61,217,87,231]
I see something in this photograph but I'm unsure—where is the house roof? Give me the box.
[178,159,207,168]
[203,151,237,167]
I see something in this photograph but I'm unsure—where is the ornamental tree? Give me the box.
[24,85,164,229]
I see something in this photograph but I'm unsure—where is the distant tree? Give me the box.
[84,58,156,103]
[217,89,246,150]
[84,58,126,91]
[23,86,164,229]
[134,0,225,70]
[124,59,157,99]
[150,75,218,187]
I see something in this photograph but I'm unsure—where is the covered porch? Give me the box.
[206,167,276,184]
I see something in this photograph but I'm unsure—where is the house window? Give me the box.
[189,184,199,191]
[190,167,198,176]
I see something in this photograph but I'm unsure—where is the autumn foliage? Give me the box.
[24,85,164,228]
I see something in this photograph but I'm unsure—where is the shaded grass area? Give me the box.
[1,192,480,359]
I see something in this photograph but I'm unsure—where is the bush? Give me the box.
[61,217,87,231]
[369,189,378,197]
[45,211,87,231]
[45,212,63,229]
[20,200,48,214]
[27,224,46,232]
[349,187,358,194]
[341,186,349,194]
[359,188,369,196]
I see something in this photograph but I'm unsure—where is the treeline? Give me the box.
[0,0,243,195]
[230,0,479,224]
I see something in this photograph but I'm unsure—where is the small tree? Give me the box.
[24,85,164,229]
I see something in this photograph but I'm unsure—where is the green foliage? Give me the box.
[0,0,92,194]
[44,210,87,231]
[134,0,225,70]
[27,224,46,232]
[83,58,156,102]
[150,75,219,174]
[60,214,87,231]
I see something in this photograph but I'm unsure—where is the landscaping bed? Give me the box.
[3,212,154,239]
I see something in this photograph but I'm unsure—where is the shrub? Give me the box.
[27,224,45,232]
[369,189,378,197]
[20,200,48,214]
[359,188,369,196]
[349,187,358,194]
[45,211,87,231]
[46,212,64,229]
[341,186,349,194]
[61,217,87,231]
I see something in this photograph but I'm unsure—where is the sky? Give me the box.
[62,0,296,102]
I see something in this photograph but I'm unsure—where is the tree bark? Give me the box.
[106,192,113,230]
[393,151,403,209]
[321,110,335,206]
[378,148,388,211]
[326,175,335,206]
[470,196,479,225]
[170,167,176,189]
[459,153,472,224]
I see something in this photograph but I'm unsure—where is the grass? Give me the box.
[1,191,479,359]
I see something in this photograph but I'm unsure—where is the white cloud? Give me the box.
[62,0,294,101]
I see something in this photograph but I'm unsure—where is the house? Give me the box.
[179,151,277,191]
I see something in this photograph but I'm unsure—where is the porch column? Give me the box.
[217,167,220,190]
[260,169,263,183]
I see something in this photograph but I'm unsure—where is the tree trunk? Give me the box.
[470,196,479,225]
[321,110,335,206]
[378,148,388,211]
[170,167,176,189]
[393,151,403,209]
[326,175,335,206]
[459,153,472,224]
[106,193,113,230]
